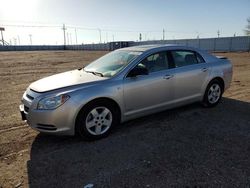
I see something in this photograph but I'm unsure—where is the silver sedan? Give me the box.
[20,45,232,140]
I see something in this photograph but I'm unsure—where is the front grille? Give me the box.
[24,106,29,113]
[36,124,57,131]
[26,94,34,101]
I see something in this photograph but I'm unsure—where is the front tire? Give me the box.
[75,100,119,140]
[203,80,223,107]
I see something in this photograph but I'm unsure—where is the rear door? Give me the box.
[170,50,209,102]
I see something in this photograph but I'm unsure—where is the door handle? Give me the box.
[201,68,208,72]
[163,75,174,80]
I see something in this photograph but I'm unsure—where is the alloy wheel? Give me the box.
[85,107,113,135]
[207,83,221,104]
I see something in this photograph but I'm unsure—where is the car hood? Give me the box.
[29,69,107,92]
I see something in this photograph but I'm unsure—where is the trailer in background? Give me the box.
[109,41,130,51]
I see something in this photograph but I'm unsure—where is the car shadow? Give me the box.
[27,97,250,187]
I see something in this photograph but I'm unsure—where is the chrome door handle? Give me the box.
[201,68,208,72]
[163,75,174,80]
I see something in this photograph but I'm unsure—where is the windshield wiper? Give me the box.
[85,70,104,77]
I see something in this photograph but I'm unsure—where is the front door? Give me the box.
[123,51,175,116]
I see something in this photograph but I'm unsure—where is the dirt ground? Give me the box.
[0,51,249,187]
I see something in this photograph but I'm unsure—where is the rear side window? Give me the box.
[171,50,203,68]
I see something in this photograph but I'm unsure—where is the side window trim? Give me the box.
[195,52,206,63]
[166,51,175,69]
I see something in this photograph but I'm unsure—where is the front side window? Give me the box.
[139,52,169,73]
[171,51,201,68]
[84,50,142,77]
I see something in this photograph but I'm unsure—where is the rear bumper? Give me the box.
[224,65,233,91]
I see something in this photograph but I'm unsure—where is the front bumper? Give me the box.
[20,90,77,136]
[19,104,27,121]
[20,103,76,135]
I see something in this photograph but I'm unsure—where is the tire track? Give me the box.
[0,125,28,134]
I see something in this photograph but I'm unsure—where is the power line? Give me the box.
[0,22,226,44]
[0,24,61,28]
[0,23,202,35]
[0,23,167,33]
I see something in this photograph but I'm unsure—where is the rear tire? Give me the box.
[75,100,119,140]
[202,80,223,107]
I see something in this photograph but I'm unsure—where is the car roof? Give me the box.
[118,44,218,62]
[119,44,196,52]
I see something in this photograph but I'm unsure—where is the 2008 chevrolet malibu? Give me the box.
[20,45,232,140]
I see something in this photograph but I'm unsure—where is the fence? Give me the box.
[66,43,110,51]
[0,36,249,52]
[129,36,250,52]
[0,45,64,51]
[0,44,110,51]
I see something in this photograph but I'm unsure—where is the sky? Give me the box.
[0,0,249,45]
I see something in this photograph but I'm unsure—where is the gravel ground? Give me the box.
[0,51,249,187]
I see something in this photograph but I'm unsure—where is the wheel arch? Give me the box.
[208,77,225,92]
[74,97,122,133]
[202,76,225,107]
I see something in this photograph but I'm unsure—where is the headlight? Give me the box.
[37,94,70,110]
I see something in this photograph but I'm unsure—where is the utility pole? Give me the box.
[67,32,69,45]
[13,38,17,45]
[70,33,72,45]
[163,29,165,40]
[17,35,20,45]
[29,34,32,45]
[75,28,78,45]
[62,24,67,46]
[196,31,200,39]
[0,27,5,45]
[112,35,114,42]
[139,33,142,41]
[98,28,102,43]
[217,30,220,38]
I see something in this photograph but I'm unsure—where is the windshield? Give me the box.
[84,50,142,77]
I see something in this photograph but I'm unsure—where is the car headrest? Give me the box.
[185,54,197,64]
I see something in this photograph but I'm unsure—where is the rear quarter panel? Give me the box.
[207,58,233,91]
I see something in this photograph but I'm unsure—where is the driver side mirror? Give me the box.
[127,66,149,77]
